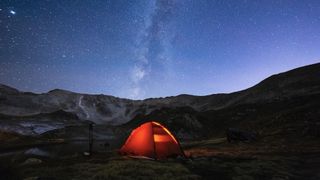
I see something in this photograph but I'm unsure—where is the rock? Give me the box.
[21,158,42,166]
[83,152,91,156]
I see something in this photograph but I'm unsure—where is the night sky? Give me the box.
[1,0,320,99]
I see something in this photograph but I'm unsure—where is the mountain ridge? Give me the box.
[1,62,319,100]
[0,63,319,138]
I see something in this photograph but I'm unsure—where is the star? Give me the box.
[9,10,16,15]
[0,1,319,99]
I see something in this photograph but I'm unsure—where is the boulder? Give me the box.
[21,158,42,166]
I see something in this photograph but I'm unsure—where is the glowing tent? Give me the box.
[120,121,185,159]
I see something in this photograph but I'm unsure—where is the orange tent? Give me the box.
[120,121,185,159]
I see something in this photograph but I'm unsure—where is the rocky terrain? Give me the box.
[0,63,319,142]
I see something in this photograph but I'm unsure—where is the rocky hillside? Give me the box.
[0,63,319,139]
[125,63,320,142]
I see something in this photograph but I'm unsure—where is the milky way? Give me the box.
[1,0,320,99]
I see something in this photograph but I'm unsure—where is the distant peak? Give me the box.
[176,94,194,97]
[47,89,75,94]
[0,84,19,94]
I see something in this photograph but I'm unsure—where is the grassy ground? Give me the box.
[1,138,320,180]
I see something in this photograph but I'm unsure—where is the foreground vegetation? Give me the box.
[1,137,320,180]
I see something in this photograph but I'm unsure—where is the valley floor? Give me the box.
[1,138,320,180]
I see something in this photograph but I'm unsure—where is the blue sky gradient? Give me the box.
[1,0,319,99]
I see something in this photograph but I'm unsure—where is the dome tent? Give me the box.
[119,121,185,159]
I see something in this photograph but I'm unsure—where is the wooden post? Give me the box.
[89,123,93,155]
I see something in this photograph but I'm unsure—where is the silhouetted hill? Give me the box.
[0,63,319,144]
[124,63,320,143]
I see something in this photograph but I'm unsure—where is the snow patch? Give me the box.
[78,95,90,119]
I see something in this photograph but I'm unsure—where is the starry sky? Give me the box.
[1,0,320,99]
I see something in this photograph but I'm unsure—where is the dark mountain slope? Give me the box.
[123,63,320,143]
[194,63,320,111]
[0,63,319,140]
